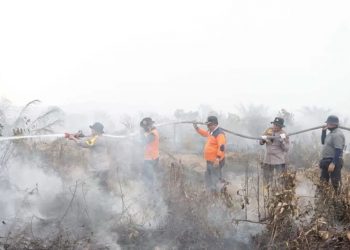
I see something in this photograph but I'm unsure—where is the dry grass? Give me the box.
[1,100,349,249]
[1,139,249,250]
[254,167,350,250]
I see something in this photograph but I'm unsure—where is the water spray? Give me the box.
[0,134,65,142]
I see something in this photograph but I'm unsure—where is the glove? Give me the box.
[280,134,287,140]
[65,131,84,139]
[322,123,328,131]
[328,162,335,173]
[193,123,199,129]
[64,133,77,140]
[261,135,268,140]
[75,130,85,138]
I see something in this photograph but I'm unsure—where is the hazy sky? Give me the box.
[1,0,349,115]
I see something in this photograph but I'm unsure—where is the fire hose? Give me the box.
[0,121,350,142]
[164,121,350,140]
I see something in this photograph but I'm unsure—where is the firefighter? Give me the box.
[259,117,289,186]
[67,122,105,148]
[319,115,345,192]
[194,116,226,193]
[140,117,160,188]
[66,122,110,189]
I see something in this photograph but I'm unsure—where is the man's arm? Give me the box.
[70,135,97,148]
[260,128,272,145]
[193,124,209,137]
[216,134,226,161]
[280,136,290,152]
[321,130,327,145]
[260,137,267,145]
[333,148,342,165]
[332,134,345,165]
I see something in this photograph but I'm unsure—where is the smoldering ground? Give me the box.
[1,100,350,249]
[0,132,257,249]
[0,135,170,249]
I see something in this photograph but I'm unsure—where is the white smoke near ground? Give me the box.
[0,103,168,249]
[0,154,169,249]
[1,100,350,249]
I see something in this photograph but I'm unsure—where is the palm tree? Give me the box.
[0,99,64,169]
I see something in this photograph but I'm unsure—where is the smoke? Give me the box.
[0,126,168,249]
[1,100,349,249]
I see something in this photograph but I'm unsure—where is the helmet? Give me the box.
[140,117,155,128]
[89,122,104,133]
[271,117,285,127]
[206,116,218,125]
[325,115,339,125]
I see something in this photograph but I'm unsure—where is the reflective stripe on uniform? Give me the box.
[86,135,98,146]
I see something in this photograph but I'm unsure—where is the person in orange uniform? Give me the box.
[194,116,226,192]
[140,117,160,187]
